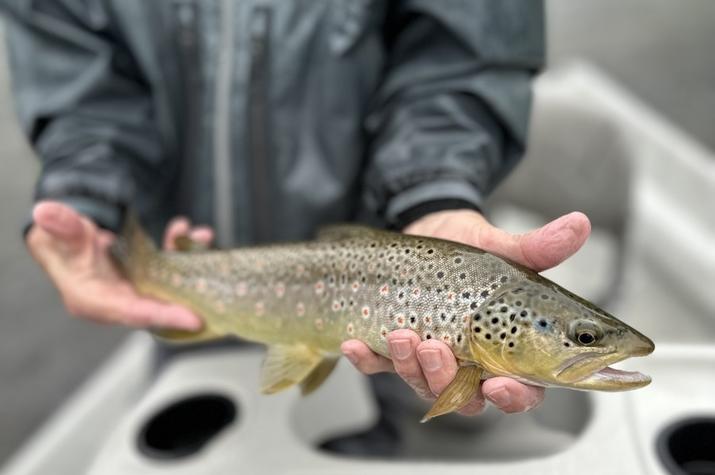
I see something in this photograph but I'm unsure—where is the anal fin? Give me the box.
[300,357,339,395]
[421,365,483,423]
[152,325,224,344]
[261,345,325,394]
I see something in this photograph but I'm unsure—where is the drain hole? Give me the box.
[137,393,237,460]
[657,416,715,475]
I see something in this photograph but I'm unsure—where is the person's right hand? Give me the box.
[26,201,212,330]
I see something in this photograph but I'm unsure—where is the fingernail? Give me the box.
[343,351,359,365]
[389,338,412,360]
[418,349,443,372]
[486,386,512,409]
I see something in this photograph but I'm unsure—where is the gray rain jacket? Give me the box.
[2,0,544,245]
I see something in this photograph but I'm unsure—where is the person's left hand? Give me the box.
[341,209,591,416]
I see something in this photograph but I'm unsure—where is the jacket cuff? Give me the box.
[385,180,483,229]
[23,196,124,240]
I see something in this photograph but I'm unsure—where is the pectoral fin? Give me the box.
[421,365,483,423]
[261,345,325,394]
[300,357,339,395]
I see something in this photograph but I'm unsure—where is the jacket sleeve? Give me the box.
[362,0,544,228]
[2,1,167,232]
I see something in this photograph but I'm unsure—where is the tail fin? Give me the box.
[111,211,157,281]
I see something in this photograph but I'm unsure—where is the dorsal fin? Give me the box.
[173,235,209,252]
[316,225,388,241]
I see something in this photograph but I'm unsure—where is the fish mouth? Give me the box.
[557,350,652,391]
[570,365,652,391]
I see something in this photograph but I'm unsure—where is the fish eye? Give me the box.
[576,331,596,345]
[569,320,602,346]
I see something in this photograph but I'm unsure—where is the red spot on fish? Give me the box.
[362,306,370,319]
[275,283,285,298]
[380,284,390,296]
[351,281,360,292]
[315,281,325,294]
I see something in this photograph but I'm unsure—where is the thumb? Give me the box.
[476,212,591,272]
[32,201,94,252]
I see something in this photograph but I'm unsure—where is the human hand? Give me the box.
[341,209,591,415]
[26,201,213,330]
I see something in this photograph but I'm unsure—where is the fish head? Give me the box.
[468,279,654,391]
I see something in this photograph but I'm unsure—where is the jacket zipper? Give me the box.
[213,0,237,246]
[173,0,201,218]
[248,6,272,242]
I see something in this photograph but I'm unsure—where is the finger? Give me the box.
[482,377,545,414]
[32,201,91,251]
[189,227,214,247]
[519,212,591,271]
[387,330,433,400]
[415,339,459,396]
[163,217,191,250]
[341,340,394,374]
[457,395,486,417]
[476,212,591,272]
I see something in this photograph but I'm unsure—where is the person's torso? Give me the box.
[115,0,388,245]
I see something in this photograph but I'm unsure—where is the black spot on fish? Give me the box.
[541,294,549,300]
[509,313,516,322]
[500,276,508,283]
[404,249,410,254]
[462,292,470,299]
[486,310,492,315]
[459,273,466,280]
[538,319,547,328]
[410,316,416,323]
[500,306,508,313]
[520,310,528,317]
[450,315,456,323]
[564,342,571,347]
[474,326,481,333]
[480,290,489,298]
[457,334,462,343]
[436,271,445,279]
[485,333,491,340]
[491,317,499,324]
[425,334,432,340]
[474,314,481,321]
[470,302,478,310]
[511,326,517,334]
[399,292,404,299]
[440,313,446,321]
[500,333,506,340]
[515,301,522,306]
[491,283,498,290]
[508,342,514,348]
[427,249,434,254]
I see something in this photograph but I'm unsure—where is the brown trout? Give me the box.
[112,217,654,421]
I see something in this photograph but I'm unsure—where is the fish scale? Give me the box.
[113,217,654,421]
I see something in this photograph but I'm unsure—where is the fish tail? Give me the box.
[110,210,157,280]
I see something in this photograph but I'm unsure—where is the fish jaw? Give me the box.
[555,339,654,391]
[568,366,652,391]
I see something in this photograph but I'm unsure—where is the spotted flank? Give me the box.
[113,217,655,422]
